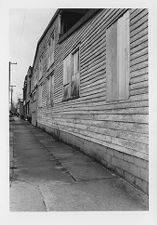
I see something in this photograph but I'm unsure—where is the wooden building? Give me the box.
[23,66,32,121]
[30,9,148,195]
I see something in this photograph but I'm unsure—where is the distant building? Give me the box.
[23,66,32,121]
[17,98,24,118]
[23,75,27,119]
[28,9,148,195]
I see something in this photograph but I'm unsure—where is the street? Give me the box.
[10,118,148,211]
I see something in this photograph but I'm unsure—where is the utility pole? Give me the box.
[10,85,16,111]
[9,61,17,92]
[9,61,17,111]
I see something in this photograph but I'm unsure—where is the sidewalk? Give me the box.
[10,118,148,211]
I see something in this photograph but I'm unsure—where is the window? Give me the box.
[39,54,43,80]
[47,74,54,107]
[38,85,43,107]
[59,9,89,36]
[47,32,55,69]
[33,67,38,87]
[63,47,80,101]
[106,11,130,101]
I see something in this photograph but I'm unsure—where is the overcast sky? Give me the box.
[9,8,56,103]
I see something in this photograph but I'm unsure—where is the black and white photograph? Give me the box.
[1,0,157,224]
[9,7,149,212]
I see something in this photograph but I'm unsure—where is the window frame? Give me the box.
[39,54,44,81]
[46,73,54,107]
[38,84,43,108]
[47,31,55,69]
[62,45,80,101]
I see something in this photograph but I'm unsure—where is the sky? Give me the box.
[9,9,56,103]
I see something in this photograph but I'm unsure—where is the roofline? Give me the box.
[32,9,60,68]
[32,9,100,69]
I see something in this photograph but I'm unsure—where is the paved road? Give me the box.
[10,118,148,211]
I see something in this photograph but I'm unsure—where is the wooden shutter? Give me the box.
[63,54,72,100]
[46,78,49,106]
[38,85,43,107]
[71,49,80,98]
[106,22,118,101]
[106,11,130,101]
[39,55,43,80]
[50,34,55,64]
[63,54,72,85]
[117,11,129,100]
[50,75,54,106]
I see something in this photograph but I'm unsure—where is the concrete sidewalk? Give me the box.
[10,118,148,211]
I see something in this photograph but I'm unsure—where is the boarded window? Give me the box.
[106,11,130,101]
[63,47,80,101]
[39,54,43,81]
[47,74,54,107]
[47,32,55,69]
[71,49,80,98]
[38,85,43,107]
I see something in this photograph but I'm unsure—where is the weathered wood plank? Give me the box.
[130,67,148,78]
[130,47,148,60]
[130,54,148,66]
[130,34,148,49]
[130,74,148,84]
[130,87,148,96]
[130,80,148,90]
[130,13,148,33]
[130,20,148,38]
[131,61,148,72]
[130,27,148,44]
[130,9,148,25]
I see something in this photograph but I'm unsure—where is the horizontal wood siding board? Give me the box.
[80,65,106,82]
[80,72,105,87]
[130,13,148,33]
[130,21,148,38]
[130,80,148,90]
[51,108,148,117]
[130,34,148,49]
[51,120,148,144]
[130,74,148,84]
[130,47,148,60]
[81,54,106,74]
[130,67,148,78]
[130,27,148,44]
[130,55,148,67]
[50,125,148,160]
[53,101,148,114]
[81,49,105,71]
[53,117,148,134]
[130,87,148,96]
[130,61,148,72]
[130,41,148,57]
[81,43,106,64]
[81,82,105,94]
[130,9,148,25]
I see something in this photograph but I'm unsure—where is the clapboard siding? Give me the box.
[32,8,148,193]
